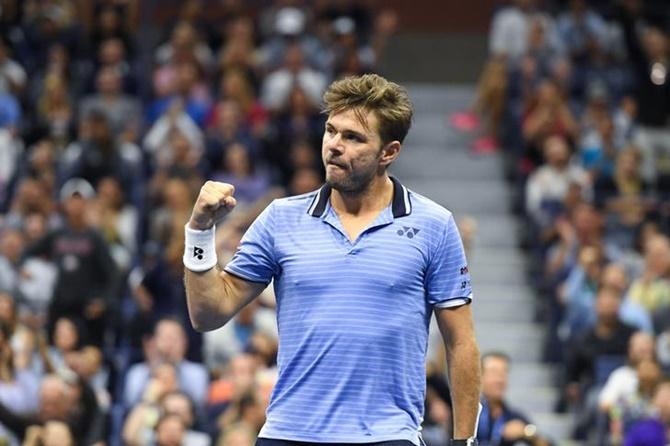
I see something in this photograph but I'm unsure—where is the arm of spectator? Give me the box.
[522,107,553,142]
[598,368,623,412]
[132,283,154,313]
[545,218,576,277]
[617,1,647,70]
[143,115,174,154]
[436,305,481,440]
[36,332,55,375]
[0,369,41,415]
[20,232,54,264]
[22,425,43,446]
[558,105,579,140]
[143,113,203,156]
[124,365,150,408]
[87,233,119,318]
[0,400,35,440]
[122,403,157,446]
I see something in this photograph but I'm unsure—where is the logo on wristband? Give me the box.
[193,246,204,260]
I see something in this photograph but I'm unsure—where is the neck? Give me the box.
[595,319,617,337]
[487,397,503,417]
[330,175,393,216]
[68,218,87,231]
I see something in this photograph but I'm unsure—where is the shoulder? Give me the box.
[408,190,455,226]
[609,365,636,381]
[126,362,149,378]
[180,360,208,378]
[268,190,320,216]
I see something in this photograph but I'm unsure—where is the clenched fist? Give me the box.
[188,181,237,230]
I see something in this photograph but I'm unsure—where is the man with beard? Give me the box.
[183,74,481,446]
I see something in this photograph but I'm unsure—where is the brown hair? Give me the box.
[322,74,413,145]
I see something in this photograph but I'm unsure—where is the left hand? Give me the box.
[502,419,527,440]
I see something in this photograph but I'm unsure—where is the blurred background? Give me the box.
[0,0,669,445]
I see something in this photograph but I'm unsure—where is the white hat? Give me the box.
[59,178,96,201]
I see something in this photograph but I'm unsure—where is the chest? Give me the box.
[337,212,382,242]
[273,222,430,302]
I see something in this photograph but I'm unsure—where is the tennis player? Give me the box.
[184,74,481,446]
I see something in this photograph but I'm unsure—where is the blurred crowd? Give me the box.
[470,0,670,444]
[0,0,400,445]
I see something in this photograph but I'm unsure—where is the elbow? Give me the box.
[189,314,231,333]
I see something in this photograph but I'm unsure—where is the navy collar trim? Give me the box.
[307,176,411,218]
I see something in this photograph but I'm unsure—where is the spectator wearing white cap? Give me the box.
[21,178,118,347]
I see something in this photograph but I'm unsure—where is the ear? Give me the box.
[379,141,401,168]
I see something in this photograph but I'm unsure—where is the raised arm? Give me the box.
[436,304,481,441]
[183,181,266,332]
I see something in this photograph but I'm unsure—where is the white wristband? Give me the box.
[183,225,217,272]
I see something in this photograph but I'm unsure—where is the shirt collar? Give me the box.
[307,176,412,218]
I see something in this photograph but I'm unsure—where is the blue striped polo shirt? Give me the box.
[224,177,473,444]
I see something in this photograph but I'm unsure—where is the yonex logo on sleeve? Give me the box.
[397,227,420,239]
[193,246,204,260]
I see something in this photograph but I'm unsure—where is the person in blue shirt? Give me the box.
[183,74,481,446]
[477,352,549,446]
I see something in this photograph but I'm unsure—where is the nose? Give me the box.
[324,132,344,155]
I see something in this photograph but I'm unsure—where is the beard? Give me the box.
[325,162,378,195]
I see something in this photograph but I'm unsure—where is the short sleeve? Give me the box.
[425,215,473,308]
[224,202,277,284]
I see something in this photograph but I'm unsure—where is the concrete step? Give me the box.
[469,264,526,286]
[405,84,476,114]
[392,148,505,182]
[401,84,563,440]
[477,323,544,362]
[473,302,535,323]
[533,413,575,444]
[403,115,451,146]
[472,283,537,304]
[507,363,557,388]
[506,386,558,414]
[398,178,511,216]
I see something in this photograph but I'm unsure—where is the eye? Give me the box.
[345,133,363,142]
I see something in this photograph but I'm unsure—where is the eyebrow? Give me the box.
[325,122,368,140]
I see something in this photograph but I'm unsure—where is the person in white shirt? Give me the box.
[526,135,591,227]
[599,331,656,412]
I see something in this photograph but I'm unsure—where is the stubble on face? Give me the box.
[323,109,384,195]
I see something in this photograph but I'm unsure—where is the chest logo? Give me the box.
[397,226,420,239]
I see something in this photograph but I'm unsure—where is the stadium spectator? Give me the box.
[477,352,549,446]
[21,178,118,347]
[123,318,208,409]
[623,380,670,446]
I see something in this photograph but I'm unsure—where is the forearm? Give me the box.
[446,335,481,438]
[184,268,234,332]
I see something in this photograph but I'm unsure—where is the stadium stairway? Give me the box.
[391,84,576,445]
